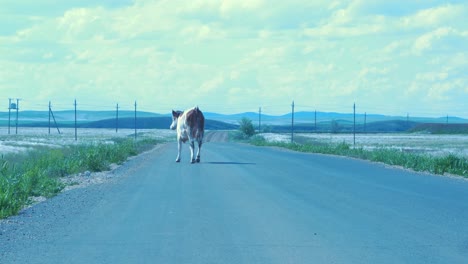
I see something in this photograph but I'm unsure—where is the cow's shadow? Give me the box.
[206,161,256,165]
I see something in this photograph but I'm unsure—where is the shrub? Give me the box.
[239,117,255,138]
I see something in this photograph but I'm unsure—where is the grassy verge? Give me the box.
[249,135,468,178]
[0,138,160,219]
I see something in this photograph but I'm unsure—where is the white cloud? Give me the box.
[219,0,264,17]
[200,75,224,93]
[416,72,449,82]
[0,0,467,117]
[383,40,404,54]
[180,23,226,42]
[412,27,467,55]
[399,4,465,29]
[358,67,389,78]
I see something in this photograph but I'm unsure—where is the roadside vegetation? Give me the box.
[0,138,160,219]
[248,135,468,178]
[231,117,256,140]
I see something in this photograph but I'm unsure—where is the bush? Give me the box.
[239,117,255,138]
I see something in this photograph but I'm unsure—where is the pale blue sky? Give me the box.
[1,0,467,117]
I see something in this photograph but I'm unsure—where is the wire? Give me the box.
[0,96,466,119]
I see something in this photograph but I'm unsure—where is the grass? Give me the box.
[0,138,160,219]
[249,135,468,178]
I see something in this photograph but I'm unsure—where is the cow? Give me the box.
[170,106,205,163]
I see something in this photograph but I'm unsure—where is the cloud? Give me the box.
[399,4,465,29]
[0,0,467,117]
[180,23,226,42]
[412,27,468,55]
[200,75,224,93]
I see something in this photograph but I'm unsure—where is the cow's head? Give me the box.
[170,110,183,130]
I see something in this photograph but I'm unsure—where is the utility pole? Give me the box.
[134,101,137,140]
[8,98,11,134]
[74,99,77,141]
[291,100,295,143]
[14,99,20,135]
[116,103,119,133]
[364,112,367,133]
[49,101,51,134]
[258,107,262,133]
[353,103,356,147]
[314,110,317,132]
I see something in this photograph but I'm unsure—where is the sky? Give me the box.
[0,0,467,117]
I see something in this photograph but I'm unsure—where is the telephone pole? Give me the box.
[74,99,77,141]
[258,107,262,133]
[8,98,11,134]
[364,112,367,133]
[353,103,356,147]
[116,103,119,133]
[314,110,317,132]
[291,101,295,143]
[49,101,51,134]
[134,101,137,140]
[10,98,21,135]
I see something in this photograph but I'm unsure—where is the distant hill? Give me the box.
[206,111,468,125]
[263,120,419,133]
[1,110,467,133]
[17,117,238,130]
[409,123,468,134]
[0,110,160,122]
[85,117,238,130]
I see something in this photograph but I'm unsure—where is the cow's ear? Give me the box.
[172,110,177,117]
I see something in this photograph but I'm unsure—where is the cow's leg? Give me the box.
[196,140,202,163]
[175,139,182,162]
[189,140,196,163]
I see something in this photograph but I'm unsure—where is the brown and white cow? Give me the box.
[170,106,205,163]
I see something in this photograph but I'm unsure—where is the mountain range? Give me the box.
[0,110,467,133]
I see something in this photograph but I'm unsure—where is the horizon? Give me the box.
[1,1,467,118]
[0,108,466,121]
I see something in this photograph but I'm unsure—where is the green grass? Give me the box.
[249,135,468,178]
[0,138,160,219]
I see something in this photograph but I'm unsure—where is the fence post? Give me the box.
[291,100,295,143]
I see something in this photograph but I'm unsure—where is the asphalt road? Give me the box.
[1,139,468,263]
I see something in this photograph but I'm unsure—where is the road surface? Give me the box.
[1,138,468,263]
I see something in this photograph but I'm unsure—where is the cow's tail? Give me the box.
[195,106,204,140]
